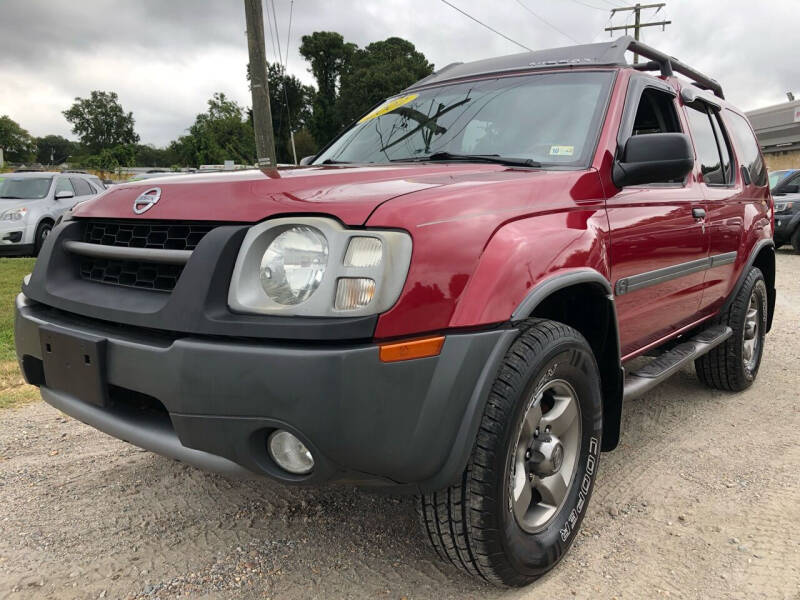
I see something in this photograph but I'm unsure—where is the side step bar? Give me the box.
[623,324,732,401]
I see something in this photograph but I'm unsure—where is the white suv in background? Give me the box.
[0,171,104,256]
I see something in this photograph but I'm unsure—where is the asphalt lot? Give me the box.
[1,250,799,599]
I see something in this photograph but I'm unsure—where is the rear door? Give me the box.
[607,77,709,358]
[682,99,741,314]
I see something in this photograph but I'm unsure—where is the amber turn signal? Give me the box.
[379,335,445,363]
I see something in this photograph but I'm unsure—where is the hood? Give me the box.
[72,164,530,225]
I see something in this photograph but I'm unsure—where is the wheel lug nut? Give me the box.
[534,427,539,437]
[545,425,551,433]
[525,450,531,459]
[528,472,534,481]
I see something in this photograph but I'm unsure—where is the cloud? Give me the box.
[0,0,796,146]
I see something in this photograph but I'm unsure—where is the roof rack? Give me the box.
[406,36,723,99]
[626,38,724,99]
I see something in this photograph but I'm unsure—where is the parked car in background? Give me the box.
[0,171,104,256]
[768,168,797,190]
[772,169,800,252]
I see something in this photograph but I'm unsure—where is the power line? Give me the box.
[516,0,579,43]
[439,0,533,52]
[566,0,614,12]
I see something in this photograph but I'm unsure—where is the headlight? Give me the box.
[228,217,412,317]
[1,207,27,222]
[774,201,792,213]
[259,226,329,305]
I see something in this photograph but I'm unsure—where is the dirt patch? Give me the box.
[1,252,799,599]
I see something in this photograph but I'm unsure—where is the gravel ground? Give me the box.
[1,251,799,600]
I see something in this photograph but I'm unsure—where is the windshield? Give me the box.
[768,170,792,190]
[314,71,614,167]
[0,176,53,200]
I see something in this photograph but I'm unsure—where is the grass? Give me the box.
[0,257,39,408]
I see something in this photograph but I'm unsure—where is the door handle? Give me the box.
[692,208,706,219]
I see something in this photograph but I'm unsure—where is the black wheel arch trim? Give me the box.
[512,269,624,453]
[724,238,776,332]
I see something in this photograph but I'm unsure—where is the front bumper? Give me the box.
[15,294,516,492]
[0,221,33,255]
[774,211,800,244]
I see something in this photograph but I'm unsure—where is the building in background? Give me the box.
[746,99,800,170]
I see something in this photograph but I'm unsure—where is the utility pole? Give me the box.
[244,0,277,168]
[604,3,671,64]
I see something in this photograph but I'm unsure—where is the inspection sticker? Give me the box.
[358,93,418,123]
[549,145,574,156]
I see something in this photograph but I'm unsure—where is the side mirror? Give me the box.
[299,156,315,166]
[54,190,74,200]
[613,133,694,188]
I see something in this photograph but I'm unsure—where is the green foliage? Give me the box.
[338,38,434,124]
[85,148,119,175]
[0,258,36,362]
[298,33,434,149]
[34,135,79,165]
[267,63,315,163]
[292,128,317,161]
[0,116,36,163]
[62,91,139,153]
[299,31,356,146]
[170,93,256,167]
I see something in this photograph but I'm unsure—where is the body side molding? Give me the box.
[616,251,738,296]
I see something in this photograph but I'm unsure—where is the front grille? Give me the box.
[79,258,184,291]
[84,221,213,250]
[77,220,215,292]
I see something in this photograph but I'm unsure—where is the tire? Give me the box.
[695,267,767,391]
[418,319,603,587]
[791,227,800,254]
[34,220,53,256]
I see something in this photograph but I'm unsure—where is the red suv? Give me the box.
[15,37,775,586]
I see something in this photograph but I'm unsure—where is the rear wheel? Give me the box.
[695,267,767,391]
[34,220,53,256]
[418,320,603,587]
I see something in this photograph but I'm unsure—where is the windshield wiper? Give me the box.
[319,159,351,164]
[0,196,25,199]
[391,152,541,168]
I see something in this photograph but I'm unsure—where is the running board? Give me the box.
[623,324,732,401]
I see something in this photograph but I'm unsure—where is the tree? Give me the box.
[62,91,139,153]
[299,32,356,146]
[338,38,434,124]
[268,63,314,163]
[35,135,79,165]
[171,93,256,167]
[0,115,36,163]
[85,148,119,176]
[292,128,317,160]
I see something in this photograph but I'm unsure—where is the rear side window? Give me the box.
[724,110,768,187]
[685,105,732,185]
[70,177,93,196]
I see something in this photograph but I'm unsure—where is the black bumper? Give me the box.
[774,212,800,244]
[0,243,35,257]
[15,294,517,492]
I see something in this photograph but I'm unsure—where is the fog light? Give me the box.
[268,430,314,474]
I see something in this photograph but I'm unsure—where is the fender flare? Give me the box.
[723,238,776,331]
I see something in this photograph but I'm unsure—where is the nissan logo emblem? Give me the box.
[133,187,161,215]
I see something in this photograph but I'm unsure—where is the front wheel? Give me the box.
[34,220,53,256]
[418,320,603,587]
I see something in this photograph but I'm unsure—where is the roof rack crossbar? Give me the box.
[626,38,724,99]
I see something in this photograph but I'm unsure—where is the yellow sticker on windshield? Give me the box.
[358,93,419,123]
[549,145,574,156]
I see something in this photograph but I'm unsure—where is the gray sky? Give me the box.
[1,0,796,147]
